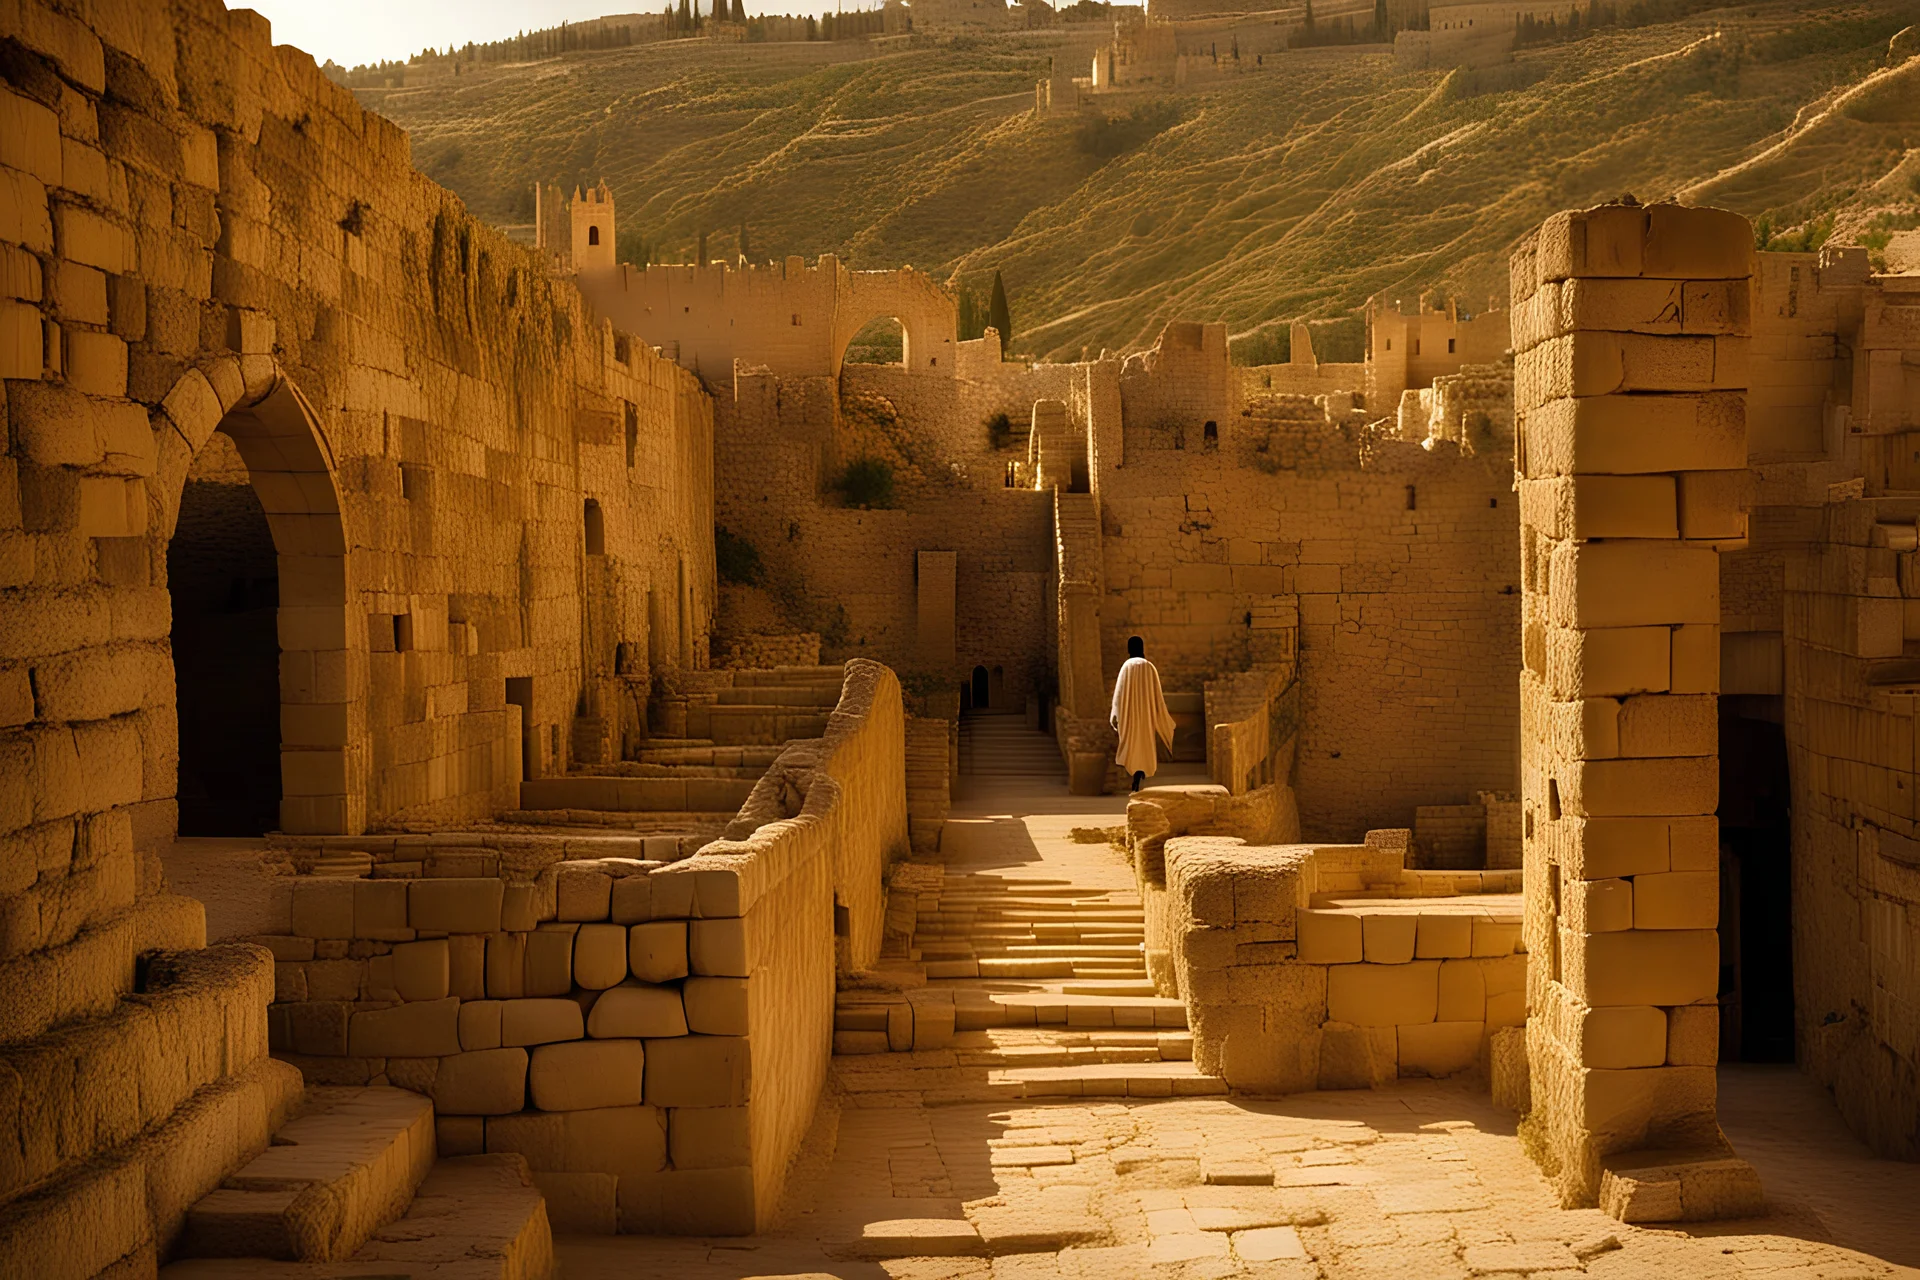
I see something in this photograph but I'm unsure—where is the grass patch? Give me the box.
[835,456,895,508]
[715,525,764,585]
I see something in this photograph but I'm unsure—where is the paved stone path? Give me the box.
[562,778,1920,1280]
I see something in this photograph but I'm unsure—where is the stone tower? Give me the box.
[534,180,617,271]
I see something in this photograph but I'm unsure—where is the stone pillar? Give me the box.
[915,550,957,670]
[1511,201,1764,1222]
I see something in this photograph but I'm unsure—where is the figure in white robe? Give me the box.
[1110,636,1175,792]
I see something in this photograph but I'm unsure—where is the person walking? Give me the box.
[1110,635,1175,793]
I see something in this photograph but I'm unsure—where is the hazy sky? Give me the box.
[242,0,824,68]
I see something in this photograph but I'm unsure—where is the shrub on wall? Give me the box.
[1072,101,1179,160]
[836,457,895,509]
[715,525,764,584]
[986,412,1014,449]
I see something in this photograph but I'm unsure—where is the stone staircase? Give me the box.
[958,710,1067,779]
[507,664,846,841]
[163,1087,552,1278]
[834,863,1224,1101]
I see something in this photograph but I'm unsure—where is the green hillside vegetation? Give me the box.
[360,1,1920,362]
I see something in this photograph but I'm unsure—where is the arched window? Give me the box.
[588,225,601,246]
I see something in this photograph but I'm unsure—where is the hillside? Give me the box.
[357,2,1920,361]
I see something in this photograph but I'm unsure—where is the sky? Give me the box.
[241,0,831,67]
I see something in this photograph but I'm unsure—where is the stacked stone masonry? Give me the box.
[251,658,905,1237]
[1511,201,1765,1222]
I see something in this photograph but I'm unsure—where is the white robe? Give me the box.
[1110,656,1176,778]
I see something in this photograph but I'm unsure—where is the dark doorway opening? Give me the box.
[1718,699,1794,1063]
[169,450,281,836]
[507,677,536,781]
[971,665,990,710]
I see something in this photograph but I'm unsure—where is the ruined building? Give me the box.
[0,0,1917,1276]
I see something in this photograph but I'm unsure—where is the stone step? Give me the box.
[730,665,845,686]
[702,706,830,745]
[918,943,1146,959]
[519,775,757,814]
[178,1087,434,1263]
[954,991,1187,1030]
[991,1061,1227,1098]
[163,1154,554,1280]
[635,746,782,768]
[929,958,1148,980]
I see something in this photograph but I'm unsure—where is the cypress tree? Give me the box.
[732,0,746,22]
[677,0,691,31]
[987,271,1012,357]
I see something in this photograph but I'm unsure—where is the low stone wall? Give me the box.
[1152,823,1525,1095]
[1127,783,1298,996]
[256,660,908,1236]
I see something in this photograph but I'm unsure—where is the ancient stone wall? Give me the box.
[1511,201,1763,1220]
[247,661,905,1236]
[1102,340,1520,837]
[574,257,960,381]
[0,0,715,1267]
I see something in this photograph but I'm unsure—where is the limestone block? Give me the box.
[683,976,749,1036]
[573,923,628,990]
[366,956,399,1003]
[1360,914,1415,965]
[1631,870,1717,930]
[353,880,413,941]
[587,983,688,1039]
[430,1048,528,1116]
[391,939,449,1002]
[1490,1026,1531,1112]
[1643,204,1754,280]
[291,879,352,939]
[501,997,585,1047]
[528,1039,646,1111]
[1297,909,1361,964]
[618,1165,754,1236]
[690,918,748,977]
[1567,929,1718,1007]
[486,1105,667,1179]
[525,925,575,997]
[1580,1004,1668,1069]
[1666,1003,1718,1066]
[1523,475,1678,541]
[629,921,689,983]
[1471,918,1523,957]
[1413,914,1471,959]
[1545,624,1671,698]
[1487,989,1526,1028]
[448,934,485,1001]
[1549,541,1719,629]
[1559,756,1718,818]
[459,1000,503,1051]
[486,932,527,999]
[910,993,955,1050]
[643,1035,748,1108]
[1669,816,1717,870]
[1316,1020,1380,1090]
[501,883,538,932]
[556,862,613,922]
[1435,959,1486,1022]
[303,958,363,1001]
[1617,695,1714,758]
[348,996,460,1057]
[532,1172,616,1234]
[1520,393,1745,478]
[1397,1021,1483,1078]
[1569,879,1633,934]
[1577,1063,1716,1142]
[1677,470,1748,541]
[669,1107,750,1170]
[1670,623,1721,693]
[1325,961,1439,1027]
[1562,817,1672,880]
[610,875,652,924]
[409,878,504,934]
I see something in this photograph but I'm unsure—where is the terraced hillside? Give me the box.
[357,1,1920,360]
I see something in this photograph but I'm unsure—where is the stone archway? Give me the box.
[153,361,362,836]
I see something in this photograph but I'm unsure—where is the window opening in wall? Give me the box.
[393,614,411,651]
[1202,420,1218,450]
[1069,457,1090,493]
[1719,698,1794,1062]
[584,499,606,556]
[624,404,638,468]
[1406,484,1417,511]
[1547,778,1561,820]
[400,463,420,501]
[1385,338,1392,351]
[971,665,990,709]
[588,225,600,245]
[1448,338,1457,353]
[170,438,282,836]
[1414,339,1422,356]
[834,900,850,938]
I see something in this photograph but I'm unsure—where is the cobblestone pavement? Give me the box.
[561,783,1920,1280]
